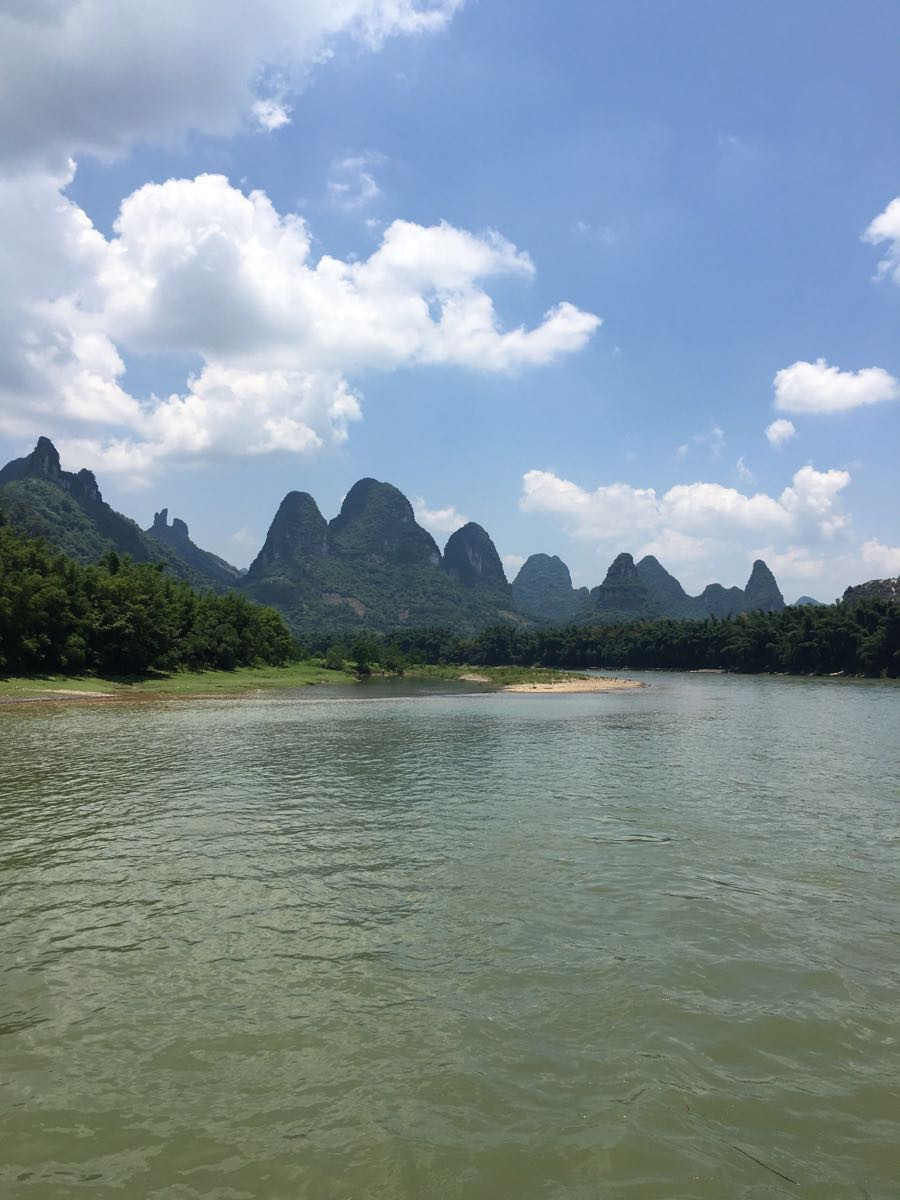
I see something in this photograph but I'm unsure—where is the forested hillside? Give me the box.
[0,517,295,676]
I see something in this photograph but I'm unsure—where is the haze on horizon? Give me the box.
[1,0,898,604]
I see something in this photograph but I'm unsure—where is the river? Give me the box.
[1,672,898,1198]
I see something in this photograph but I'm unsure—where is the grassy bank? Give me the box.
[0,661,353,702]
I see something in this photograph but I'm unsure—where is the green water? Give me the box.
[1,673,898,1199]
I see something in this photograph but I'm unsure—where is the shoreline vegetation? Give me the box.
[2,518,897,702]
[0,663,642,705]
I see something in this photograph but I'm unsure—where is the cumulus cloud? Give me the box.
[0,173,599,476]
[502,553,526,573]
[412,496,469,535]
[519,464,854,589]
[860,538,900,576]
[765,418,796,448]
[0,0,462,172]
[864,196,900,283]
[773,359,898,414]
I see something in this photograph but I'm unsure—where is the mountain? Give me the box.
[0,437,237,591]
[793,595,824,607]
[0,437,794,634]
[328,478,441,567]
[242,479,523,633]
[842,576,899,605]
[583,552,658,621]
[247,491,328,575]
[512,553,588,621]
[635,554,698,618]
[743,559,785,612]
[147,509,242,588]
[442,523,511,600]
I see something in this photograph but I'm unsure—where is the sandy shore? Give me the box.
[503,676,643,693]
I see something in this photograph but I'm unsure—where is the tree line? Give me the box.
[3,511,897,679]
[0,516,296,676]
[305,601,900,677]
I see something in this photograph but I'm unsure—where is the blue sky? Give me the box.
[1,0,898,600]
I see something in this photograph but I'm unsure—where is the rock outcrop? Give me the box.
[843,577,899,605]
[148,508,241,587]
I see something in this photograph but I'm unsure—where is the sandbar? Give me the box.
[503,676,643,693]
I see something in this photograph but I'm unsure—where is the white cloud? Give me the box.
[0,173,599,477]
[0,0,462,173]
[519,465,853,590]
[773,359,898,414]
[328,153,383,209]
[749,544,826,581]
[502,553,526,573]
[412,496,469,535]
[251,98,292,132]
[637,530,717,566]
[779,465,851,538]
[860,538,900,576]
[864,196,900,284]
[765,418,796,448]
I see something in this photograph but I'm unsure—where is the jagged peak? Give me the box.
[33,436,61,467]
[151,508,191,540]
[0,436,105,501]
[601,551,638,581]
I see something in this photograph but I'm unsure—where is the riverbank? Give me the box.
[0,662,646,704]
[0,661,352,704]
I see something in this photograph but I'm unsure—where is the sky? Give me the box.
[1,0,898,602]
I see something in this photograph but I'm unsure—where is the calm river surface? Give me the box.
[1,672,899,1199]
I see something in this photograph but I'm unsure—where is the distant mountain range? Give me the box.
[4,436,886,635]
